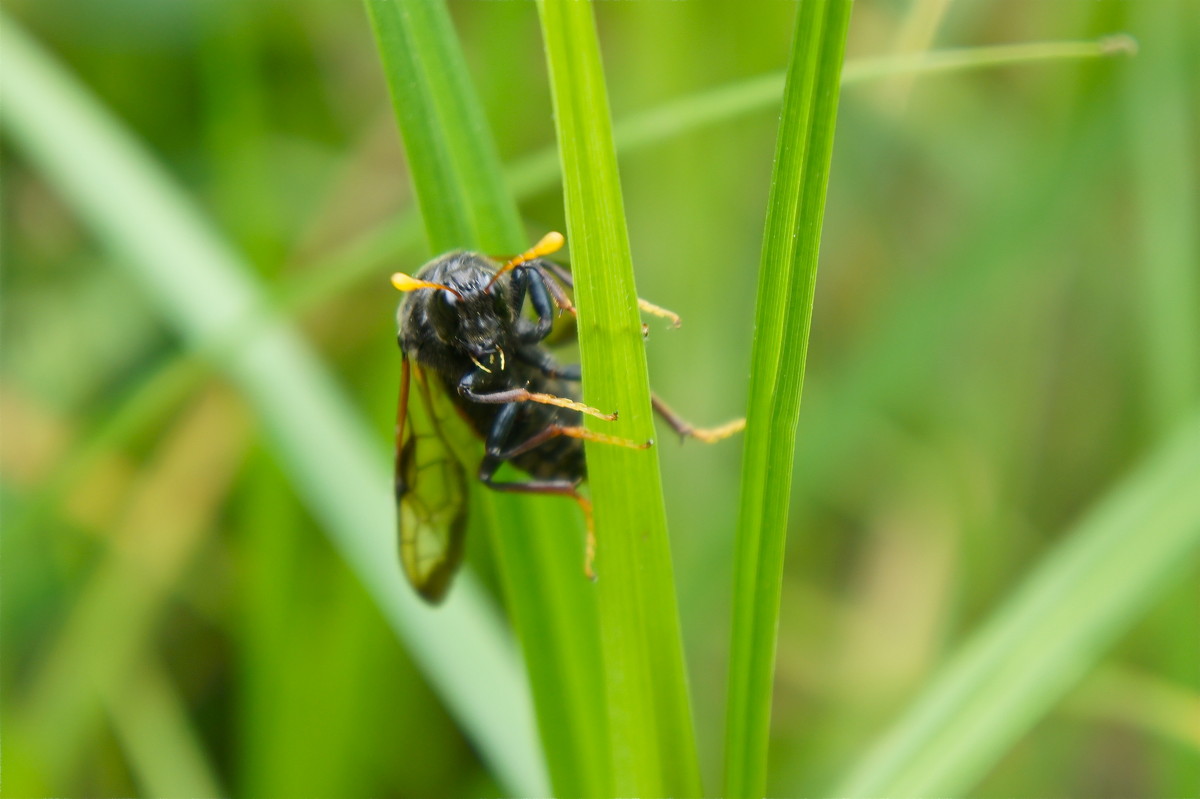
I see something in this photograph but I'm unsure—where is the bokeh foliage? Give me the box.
[2,1,1197,797]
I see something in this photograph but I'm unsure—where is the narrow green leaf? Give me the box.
[1123,3,1199,432]
[724,2,854,797]
[844,33,1135,84]
[537,0,702,795]
[0,16,543,796]
[105,660,225,799]
[363,0,520,253]
[834,413,1200,797]
[362,1,610,794]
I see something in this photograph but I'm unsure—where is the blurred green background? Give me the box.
[2,0,1197,797]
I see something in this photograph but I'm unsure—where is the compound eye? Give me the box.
[429,289,461,337]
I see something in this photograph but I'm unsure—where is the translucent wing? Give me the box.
[395,357,468,603]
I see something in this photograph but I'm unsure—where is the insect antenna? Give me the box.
[483,231,565,292]
[391,272,465,300]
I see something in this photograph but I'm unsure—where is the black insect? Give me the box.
[392,232,743,603]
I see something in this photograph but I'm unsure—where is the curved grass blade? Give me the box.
[362,1,609,794]
[0,16,543,796]
[833,412,1200,797]
[723,2,854,797]
[537,0,702,795]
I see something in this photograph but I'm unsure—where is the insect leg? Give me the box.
[510,266,553,343]
[462,385,615,420]
[538,260,680,328]
[495,423,651,461]
[651,392,746,443]
[529,260,577,316]
[459,371,615,421]
[637,298,681,328]
[478,453,599,579]
[538,259,574,289]
[462,385,614,420]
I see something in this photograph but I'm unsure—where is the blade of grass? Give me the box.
[877,0,953,111]
[844,34,1135,83]
[105,659,225,799]
[1066,665,1200,753]
[282,36,1134,313]
[362,0,520,253]
[0,17,543,796]
[362,1,610,794]
[537,1,701,795]
[832,412,1200,797]
[1123,4,1199,434]
[723,2,853,797]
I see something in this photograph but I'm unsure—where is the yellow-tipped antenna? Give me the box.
[391,272,464,300]
[484,231,565,292]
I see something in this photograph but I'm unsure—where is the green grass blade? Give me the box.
[0,16,543,796]
[843,34,1135,84]
[1123,4,1199,433]
[833,413,1200,797]
[537,1,701,795]
[363,0,520,253]
[723,2,854,797]
[362,1,610,795]
[1066,665,1200,753]
[105,660,225,798]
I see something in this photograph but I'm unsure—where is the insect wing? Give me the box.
[395,357,468,603]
